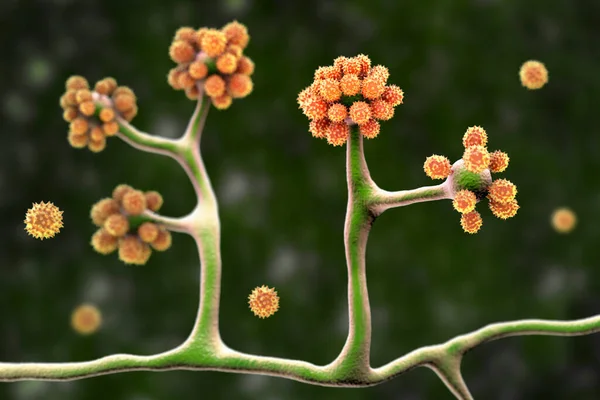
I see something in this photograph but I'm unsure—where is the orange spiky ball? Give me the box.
[519,60,548,90]
[309,119,329,139]
[118,235,151,265]
[71,304,102,335]
[359,119,381,139]
[487,179,517,204]
[461,211,483,234]
[104,213,130,237]
[138,222,159,243]
[248,285,280,319]
[462,126,488,148]
[489,199,519,220]
[551,207,577,233]
[121,190,147,216]
[151,227,172,251]
[462,145,490,174]
[24,201,64,240]
[489,150,510,173]
[222,20,250,49]
[144,191,163,212]
[90,228,119,254]
[453,190,477,214]
[326,123,350,146]
[423,155,452,180]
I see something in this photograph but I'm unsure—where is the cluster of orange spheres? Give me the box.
[90,184,172,265]
[24,201,64,240]
[423,126,519,234]
[297,54,404,146]
[248,285,279,318]
[167,21,254,109]
[59,76,138,152]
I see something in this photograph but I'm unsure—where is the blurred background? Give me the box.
[1,0,599,399]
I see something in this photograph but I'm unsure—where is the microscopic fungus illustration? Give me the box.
[3,18,598,400]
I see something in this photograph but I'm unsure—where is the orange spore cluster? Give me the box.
[423,125,519,233]
[90,184,171,265]
[60,76,138,152]
[297,54,404,146]
[167,21,254,109]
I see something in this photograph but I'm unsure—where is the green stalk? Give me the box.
[176,95,223,352]
[330,126,376,381]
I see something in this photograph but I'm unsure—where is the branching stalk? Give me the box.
[369,182,452,216]
[3,89,600,400]
[328,127,376,381]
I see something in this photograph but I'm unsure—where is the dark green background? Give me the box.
[1,0,599,399]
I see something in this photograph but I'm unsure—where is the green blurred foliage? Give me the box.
[1,0,599,399]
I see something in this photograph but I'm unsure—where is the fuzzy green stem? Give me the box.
[181,90,210,146]
[181,345,338,385]
[3,314,599,384]
[179,95,213,209]
[174,94,211,201]
[0,350,179,381]
[426,359,473,400]
[110,94,222,347]
[141,210,193,233]
[183,216,222,350]
[446,314,600,353]
[176,95,223,350]
[329,127,376,381]
[371,314,600,398]
[115,116,183,156]
[369,182,451,216]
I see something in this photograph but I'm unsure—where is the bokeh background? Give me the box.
[1,0,599,399]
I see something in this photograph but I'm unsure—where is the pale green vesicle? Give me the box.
[449,159,492,201]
